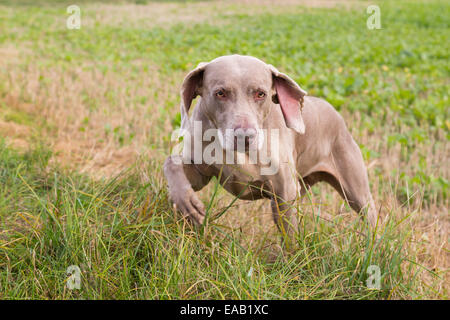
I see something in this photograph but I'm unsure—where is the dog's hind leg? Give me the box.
[328,134,378,228]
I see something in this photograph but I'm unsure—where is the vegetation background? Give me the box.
[0,0,448,299]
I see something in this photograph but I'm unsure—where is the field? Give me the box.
[0,0,448,299]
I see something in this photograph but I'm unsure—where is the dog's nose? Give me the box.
[234,126,257,140]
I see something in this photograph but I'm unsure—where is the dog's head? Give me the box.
[180,55,307,152]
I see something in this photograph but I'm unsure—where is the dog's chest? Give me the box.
[210,163,271,200]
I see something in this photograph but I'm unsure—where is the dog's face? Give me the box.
[180,55,307,152]
[201,56,271,151]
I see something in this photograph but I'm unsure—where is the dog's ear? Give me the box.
[269,65,307,134]
[180,62,208,134]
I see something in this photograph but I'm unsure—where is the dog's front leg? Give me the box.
[269,178,301,248]
[163,155,211,225]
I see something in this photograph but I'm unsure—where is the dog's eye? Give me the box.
[255,91,266,100]
[215,90,226,98]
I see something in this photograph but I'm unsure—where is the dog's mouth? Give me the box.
[217,128,263,153]
[233,136,254,152]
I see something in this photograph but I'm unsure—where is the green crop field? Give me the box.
[0,0,448,299]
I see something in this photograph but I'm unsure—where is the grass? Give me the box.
[0,0,448,299]
[0,141,433,299]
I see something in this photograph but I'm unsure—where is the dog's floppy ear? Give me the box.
[180,62,208,134]
[269,65,307,134]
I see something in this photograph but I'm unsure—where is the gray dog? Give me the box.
[164,55,377,237]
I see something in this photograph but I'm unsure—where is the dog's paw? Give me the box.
[170,187,206,225]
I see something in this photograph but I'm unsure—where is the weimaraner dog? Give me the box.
[164,55,377,238]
